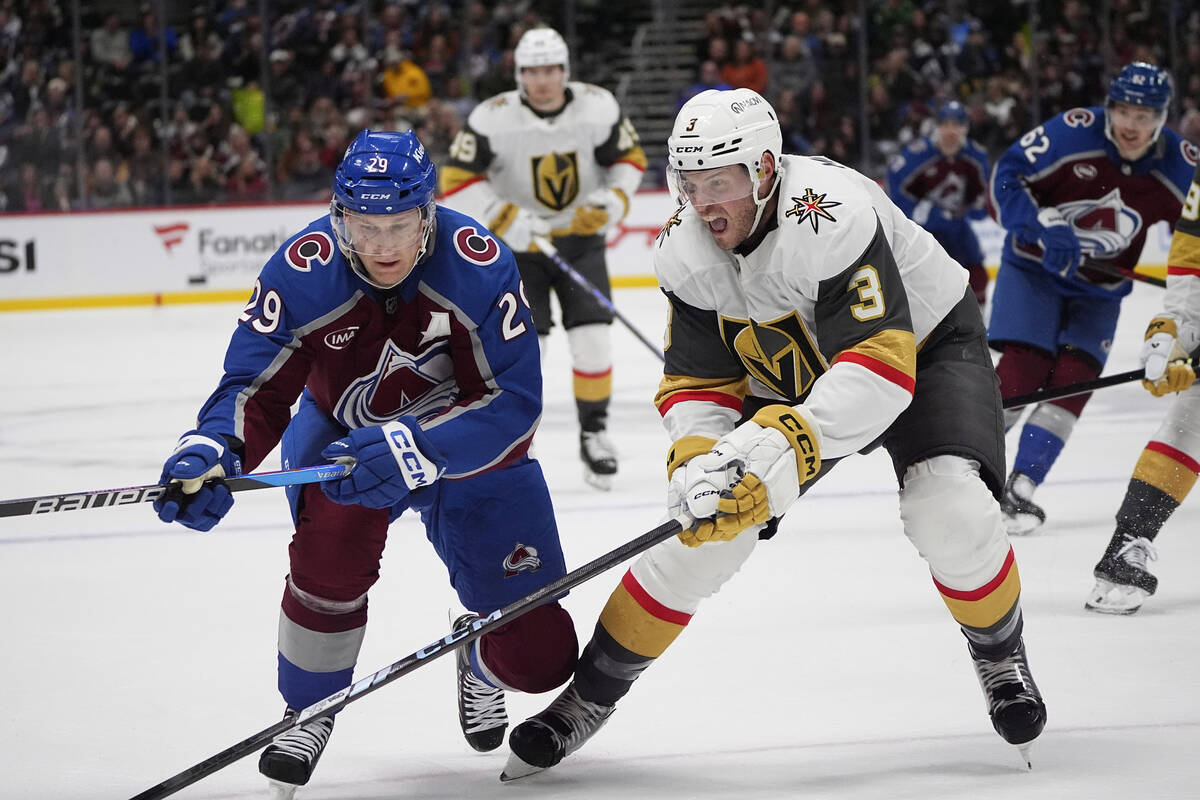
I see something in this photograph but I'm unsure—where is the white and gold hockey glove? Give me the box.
[675,405,822,547]
[1141,316,1197,397]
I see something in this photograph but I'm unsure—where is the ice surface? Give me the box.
[1,283,1197,799]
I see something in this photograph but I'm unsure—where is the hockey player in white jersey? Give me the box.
[440,26,647,489]
[1086,159,1200,614]
[501,88,1047,782]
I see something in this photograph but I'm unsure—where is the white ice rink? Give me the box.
[2,282,1198,799]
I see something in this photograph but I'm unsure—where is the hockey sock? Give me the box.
[574,569,692,706]
[934,549,1024,660]
[966,264,988,305]
[1013,403,1077,484]
[1112,441,1200,543]
[573,368,611,432]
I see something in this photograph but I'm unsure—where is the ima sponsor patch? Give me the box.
[785,188,842,233]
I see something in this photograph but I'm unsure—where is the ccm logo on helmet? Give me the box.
[675,146,704,153]
[360,192,393,200]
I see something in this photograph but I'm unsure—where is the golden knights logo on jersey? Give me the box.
[785,187,841,233]
[720,312,827,400]
[531,152,580,210]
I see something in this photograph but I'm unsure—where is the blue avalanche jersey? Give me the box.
[990,105,1199,296]
[191,206,542,479]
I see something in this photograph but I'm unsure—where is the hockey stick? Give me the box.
[1082,259,1167,288]
[0,463,352,518]
[532,235,666,363]
[129,512,690,800]
[1002,361,1200,409]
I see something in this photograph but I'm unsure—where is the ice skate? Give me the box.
[500,682,615,781]
[1085,535,1158,615]
[970,639,1046,766]
[258,707,335,792]
[453,613,508,751]
[580,430,618,490]
[999,471,1045,535]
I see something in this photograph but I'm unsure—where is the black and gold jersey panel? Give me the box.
[656,290,748,415]
[440,121,496,195]
[594,114,648,171]
[814,217,917,390]
[1169,163,1200,274]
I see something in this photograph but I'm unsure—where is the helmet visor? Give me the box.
[669,164,755,207]
[335,207,428,258]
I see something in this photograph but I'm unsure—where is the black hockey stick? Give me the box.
[532,235,666,363]
[1082,259,1167,288]
[0,463,351,518]
[1002,361,1199,409]
[128,512,690,800]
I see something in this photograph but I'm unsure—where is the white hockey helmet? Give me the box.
[514,26,570,85]
[668,89,783,228]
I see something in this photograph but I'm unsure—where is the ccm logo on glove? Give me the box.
[387,424,434,488]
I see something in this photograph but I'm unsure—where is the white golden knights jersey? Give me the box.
[655,154,970,460]
[439,82,646,233]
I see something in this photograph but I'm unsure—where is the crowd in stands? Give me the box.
[2,0,1199,212]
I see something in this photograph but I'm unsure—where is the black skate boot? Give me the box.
[453,613,508,751]
[970,639,1046,765]
[258,707,335,795]
[500,682,615,781]
[999,471,1045,535]
[1085,534,1158,615]
[580,430,618,490]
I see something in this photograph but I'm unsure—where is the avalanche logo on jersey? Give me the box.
[785,188,841,233]
[531,152,579,210]
[720,313,826,400]
[502,542,541,577]
[1059,188,1143,258]
[332,338,459,428]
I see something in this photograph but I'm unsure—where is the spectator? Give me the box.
[721,36,768,96]
[128,6,178,66]
[677,59,731,111]
[277,129,333,201]
[381,50,432,111]
[90,12,132,73]
[85,158,133,209]
[768,34,817,104]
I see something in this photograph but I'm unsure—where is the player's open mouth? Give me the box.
[706,218,728,234]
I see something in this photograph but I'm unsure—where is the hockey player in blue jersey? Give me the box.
[152,130,579,795]
[988,62,1199,534]
[887,100,991,304]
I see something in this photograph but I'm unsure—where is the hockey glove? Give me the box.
[678,405,823,547]
[664,435,719,547]
[154,430,243,532]
[1034,208,1083,280]
[492,203,551,252]
[551,188,629,238]
[320,418,446,509]
[1141,317,1197,397]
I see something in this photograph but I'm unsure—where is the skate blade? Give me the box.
[1016,743,1033,770]
[1084,580,1147,615]
[582,468,613,491]
[1001,513,1042,536]
[266,779,299,799]
[499,752,546,782]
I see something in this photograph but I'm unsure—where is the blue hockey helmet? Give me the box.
[936,100,968,125]
[1105,62,1172,153]
[1108,62,1172,110]
[330,129,438,289]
